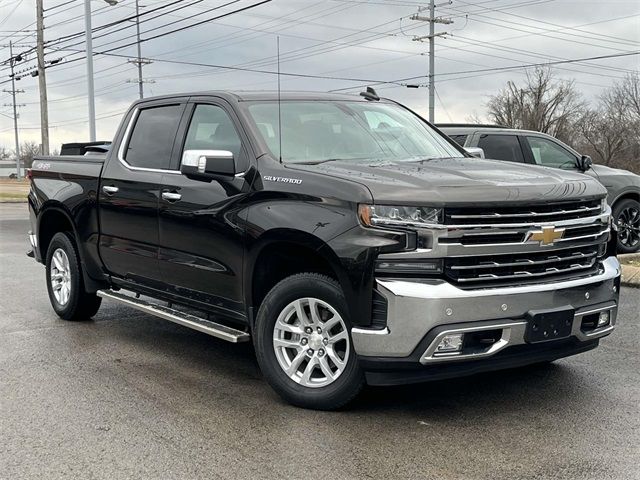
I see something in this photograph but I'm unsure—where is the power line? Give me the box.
[439,3,639,53]
[329,49,640,92]
[452,0,640,47]
[45,0,79,13]
[1,0,273,80]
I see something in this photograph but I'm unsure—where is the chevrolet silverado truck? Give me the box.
[27,91,621,410]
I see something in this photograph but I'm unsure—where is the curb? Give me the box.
[619,254,640,288]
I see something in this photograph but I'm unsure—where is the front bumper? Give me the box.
[352,256,620,381]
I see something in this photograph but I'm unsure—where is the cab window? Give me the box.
[183,104,243,162]
[125,105,183,170]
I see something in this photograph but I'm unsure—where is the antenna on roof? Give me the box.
[360,86,380,101]
[277,36,283,164]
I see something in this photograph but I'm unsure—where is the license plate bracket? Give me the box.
[525,307,574,343]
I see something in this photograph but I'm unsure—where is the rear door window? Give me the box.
[477,134,525,163]
[125,105,184,170]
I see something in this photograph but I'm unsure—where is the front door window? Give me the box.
[526,136,577,169]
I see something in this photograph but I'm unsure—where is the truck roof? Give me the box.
[131,90,384,105]
[437,124,544,135]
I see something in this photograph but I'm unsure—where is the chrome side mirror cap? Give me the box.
[180,150,236,181]
[464,147,485,159]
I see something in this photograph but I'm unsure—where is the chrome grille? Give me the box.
[445,199,602,225]
[445,245,604,288]
[439,222,608,246]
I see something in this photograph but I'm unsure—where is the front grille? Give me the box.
[439,222,608,246]
[445,199,602,225]
[445,245,603,288]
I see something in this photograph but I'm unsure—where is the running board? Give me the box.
[97,290,250,343]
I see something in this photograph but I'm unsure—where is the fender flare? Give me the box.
[243,229,351,326]
[37,203,107,293]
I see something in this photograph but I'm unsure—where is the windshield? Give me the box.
[245,100,462,164]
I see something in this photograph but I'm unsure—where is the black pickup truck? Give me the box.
[28,91,621,409]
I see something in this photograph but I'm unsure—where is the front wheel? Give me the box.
[253,273,364,410]
[614,198,640,253]
[45,231,101,321]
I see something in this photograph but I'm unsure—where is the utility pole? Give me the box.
[3,41,25,179]
[84,0,120,138]
[127,0,152,99]
[411,1,453,123]
[84,0,97,141]
[36,0,50,154]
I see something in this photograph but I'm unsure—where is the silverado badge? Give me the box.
[525,226,565,246]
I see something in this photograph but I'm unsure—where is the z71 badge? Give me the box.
[264,176,302,185]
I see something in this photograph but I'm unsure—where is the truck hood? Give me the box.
[289,157,607,205]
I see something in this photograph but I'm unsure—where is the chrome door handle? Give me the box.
[102,185,119,195]
[162,192,182,202]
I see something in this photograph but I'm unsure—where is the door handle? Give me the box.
[102,185,119,195]
[162,191,182,202]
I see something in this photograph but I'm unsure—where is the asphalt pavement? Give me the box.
[1,203,639,480]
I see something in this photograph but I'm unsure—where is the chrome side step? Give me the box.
[97,290,250,343]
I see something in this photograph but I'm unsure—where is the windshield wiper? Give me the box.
[293,157,370,165]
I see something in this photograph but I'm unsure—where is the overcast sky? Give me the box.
[1,0,639,151]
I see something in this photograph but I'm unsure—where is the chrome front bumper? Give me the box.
[352,256,621,361]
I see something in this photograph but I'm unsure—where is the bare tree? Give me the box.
[619,71,640,125]
[0,146,11,162]
[575,72,640,172]
[19,141,42,169]
[486,68,586,143]
[576,109,627,167]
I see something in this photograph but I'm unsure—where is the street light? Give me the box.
[85,0,118,142]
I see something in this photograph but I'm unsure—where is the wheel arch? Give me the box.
[37,203,107,293]
[245,229,351,328]
[611,190,640,207]
[37,203,78,260]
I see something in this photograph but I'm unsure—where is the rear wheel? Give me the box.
[254,273,364,410]
[45,232,101,321]
[614,198,640,253]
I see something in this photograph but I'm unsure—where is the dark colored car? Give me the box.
[27,92,620,409]
[439,124,640,253]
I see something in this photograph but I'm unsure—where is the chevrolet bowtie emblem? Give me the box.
[526,226,565,246]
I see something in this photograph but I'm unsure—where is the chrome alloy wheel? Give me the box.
[617,206,640,248]
[273,297,350,388]
[50,248,72,306]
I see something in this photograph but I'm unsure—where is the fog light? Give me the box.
[597,311,610,327]
[435,333,464,354]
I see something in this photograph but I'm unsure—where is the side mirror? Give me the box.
[576,155,593,172]
[464,147,485,159]
[180,150,236,181]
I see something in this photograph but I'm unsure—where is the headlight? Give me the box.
[601,198,608,213]
[358,204,442,228]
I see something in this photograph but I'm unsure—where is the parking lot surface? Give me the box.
[1,203,639,480]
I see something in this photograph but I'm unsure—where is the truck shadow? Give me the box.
[352,362,577,413]
[92,304,590,417]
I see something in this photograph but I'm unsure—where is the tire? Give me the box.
[613,198,640,254]
[253,273,365,410]
[45,231,102,321]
